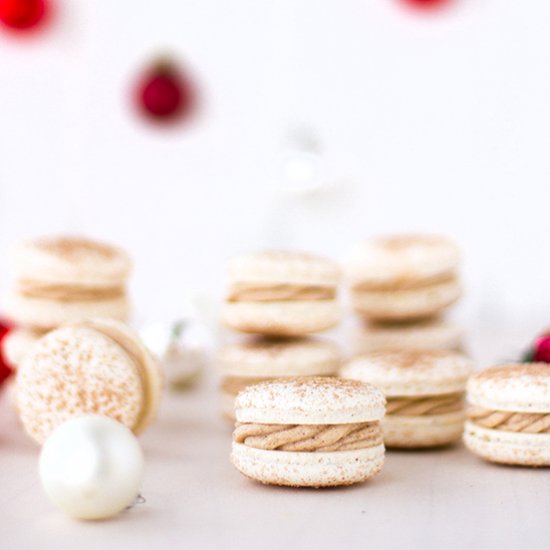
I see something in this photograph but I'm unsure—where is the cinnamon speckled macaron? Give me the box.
[16,318,162,444]
[350,318,463,355]
[231,377,385,487]
[4,236,132,330]
[217,337,341,420]
[222,251,341,336]
[464,363,550,466]
[341,350,473,448]
[344,235,461,322]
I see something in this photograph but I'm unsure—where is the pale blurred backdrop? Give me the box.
[0,0,548,351]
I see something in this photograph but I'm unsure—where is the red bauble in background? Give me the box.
[0,320,13,388]
[0,0,48,31]
[400,0,450,10]
[533,335,550,363]
[135,57,196,124]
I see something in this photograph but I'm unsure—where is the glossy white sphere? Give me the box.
[39,415,144,520]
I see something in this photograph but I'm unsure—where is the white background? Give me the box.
[0,0,549,327]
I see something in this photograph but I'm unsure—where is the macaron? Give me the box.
[4,236,132,330]
[231,377,385,487]
[16,318,162,444]
[222,251,340,336]
[217,337,341,420]
[341,350,473,448]
[464,363,550,466]
[344,235,461,322]
[350,318,463,355]
[2,328,44,369]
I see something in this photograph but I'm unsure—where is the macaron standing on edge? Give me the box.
[464,363,550,466]
[16,318,162,444]
[231,377,386,487]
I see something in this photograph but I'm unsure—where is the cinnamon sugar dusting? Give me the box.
[35,237,120,260]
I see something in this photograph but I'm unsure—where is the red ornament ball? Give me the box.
[400,0,450,10]
[136,58,195,123]
[0,320,13,388]
[0,0,48,30]
[533,335,550,363]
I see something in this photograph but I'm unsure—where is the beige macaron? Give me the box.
[4,236,132,330]
[222,250,340,336]
[217,337,341,420]
[341,350,473,448]
[2,327,45,369]
[344,235,461,322]
[464,363,550,466]
[231,377,385,487]
[16,318,162,444]
[350,318,463,355]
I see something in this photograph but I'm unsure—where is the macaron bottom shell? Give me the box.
[463,421,550,467]
[383,411,466,448]
[231,442,385,487]
[222,301,340,336]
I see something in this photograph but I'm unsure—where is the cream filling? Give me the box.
[18,281,125,302]
[353,272,456,292]
[468,407,550,434]
[233,421,382,452]
[227,283,336,303]
[386,393,464,416]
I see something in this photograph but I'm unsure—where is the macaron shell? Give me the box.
[341,350,473,396]
[467,363,550,413]
[351,279,461,321]
[16,325,144,444]
[222,301,340,336]
[217,337,340,377]
[383,411,466,448]
[79,318,163,434]
[15,236,131,287]
[4,289,130,330]
[344,235,460,286]
[231,442,385,487]
[350,319,463,354]
[235,377,386,425]
[227,250,340,286]
[463,421,550,466]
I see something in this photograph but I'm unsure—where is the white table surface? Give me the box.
[2,316,550,550]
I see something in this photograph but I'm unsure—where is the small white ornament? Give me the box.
[39,416,144,520]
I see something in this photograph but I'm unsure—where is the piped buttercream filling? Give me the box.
[386,393,464,416]
[233,421,382,452]
[18,281,125,302]
[468,407,550,433]
[353,272,456,292]
[227,283,336,303]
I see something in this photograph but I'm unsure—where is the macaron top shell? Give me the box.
[235,376,385,425]
[15,236,132,287]
[226,250,340,287]
[467,363,550,413]
[16,318,161,444]
[344,234,460,285]
[341,350,473,396]
[217,337,341,377]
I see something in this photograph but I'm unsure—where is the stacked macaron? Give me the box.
[219,250,341,419]
[16,318,162,444]
[341,350,473,448]
[464,363,550,466]
[2,236,132,368]
[344,235,464,354]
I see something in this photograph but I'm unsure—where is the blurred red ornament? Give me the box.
[0,0,48,31]
[0,320,13,388]
[136,57,196,124]
[533,335,550,363]
[401,0,450,10]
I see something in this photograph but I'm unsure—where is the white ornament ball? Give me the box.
[39,415,144,520]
